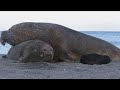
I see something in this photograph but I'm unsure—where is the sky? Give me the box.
[0,11,120,31]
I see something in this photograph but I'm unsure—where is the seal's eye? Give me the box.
[44,49,46,51]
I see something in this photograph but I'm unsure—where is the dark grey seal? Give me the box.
[4,40,54,63]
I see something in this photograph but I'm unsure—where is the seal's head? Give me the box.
[32,40,54,62]
[42,44,54,58]
[0,31,15,46]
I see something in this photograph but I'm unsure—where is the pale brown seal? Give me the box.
[1,22,120,64]
[4,40,54,63]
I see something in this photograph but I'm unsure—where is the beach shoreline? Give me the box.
[0,54,120,79]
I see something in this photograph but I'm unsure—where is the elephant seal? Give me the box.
[1,22,120,64]
[5,40,54,63]
[80,53,111,65]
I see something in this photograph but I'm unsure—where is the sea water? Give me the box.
[0,31,120,54]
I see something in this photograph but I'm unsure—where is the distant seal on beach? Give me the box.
[80,53,111,65]
[1,22,120,64]
[5,40,54,63]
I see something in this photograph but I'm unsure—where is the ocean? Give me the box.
[0,31,120,54]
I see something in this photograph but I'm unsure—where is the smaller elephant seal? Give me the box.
[80,53,111,65]
[5,40,54,63]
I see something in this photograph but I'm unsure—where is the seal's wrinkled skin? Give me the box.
[1,22,120,64]
[6,40,54,63]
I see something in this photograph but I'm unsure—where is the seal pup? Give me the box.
[4,40,54,63]
[80,53,111,65]
[1,22,120,64]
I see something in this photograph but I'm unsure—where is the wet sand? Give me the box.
[0,54,120,79]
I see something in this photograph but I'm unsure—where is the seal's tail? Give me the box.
[109,46,120,61]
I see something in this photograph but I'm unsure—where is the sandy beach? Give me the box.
[0,54,120,79]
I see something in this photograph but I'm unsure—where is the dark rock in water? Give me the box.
[80,53,111,65]
[7,40,54,63]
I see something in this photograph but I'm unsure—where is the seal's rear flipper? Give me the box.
[80,53,111,65]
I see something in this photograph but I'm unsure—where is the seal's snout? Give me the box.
[0,38,6,45]
[47,49,53,56]
[0,40,6,45]
[47,53,53,56]
[1,41,6,45]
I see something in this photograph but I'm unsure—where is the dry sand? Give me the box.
[0,54,120,79]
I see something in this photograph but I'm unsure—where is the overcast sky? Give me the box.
[0,11,120,31]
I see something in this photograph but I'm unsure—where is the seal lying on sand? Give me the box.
[1,22,120,64]
[4,40,54,63]
[80,53,111,65]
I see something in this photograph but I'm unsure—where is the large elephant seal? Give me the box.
[4,40,54,63]
[1,22,120,64]
[80,53,111,65]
